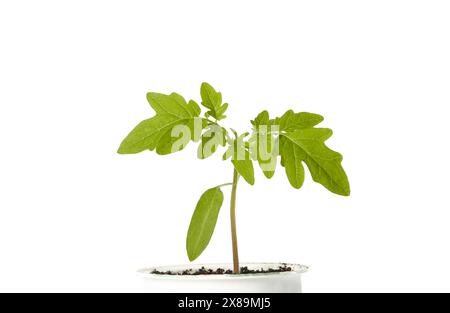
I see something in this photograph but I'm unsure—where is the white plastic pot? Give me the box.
[138,263,308,293]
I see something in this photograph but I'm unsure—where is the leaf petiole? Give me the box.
[215,182,233,188]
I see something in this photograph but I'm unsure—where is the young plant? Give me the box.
[118,83,350,274]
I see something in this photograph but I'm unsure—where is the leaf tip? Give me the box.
[145,91,155,102]
[342,185,351,196]
[117,141,133,154]
[186,248,197,262]
[290,181,303,189]
[200,82,214,93]
[246,176,256,185]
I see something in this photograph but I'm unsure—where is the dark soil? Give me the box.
[151,264,293,275]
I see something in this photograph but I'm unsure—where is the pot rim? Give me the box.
[138,262,309,280]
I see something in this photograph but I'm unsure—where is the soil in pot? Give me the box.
[150,263,293,275]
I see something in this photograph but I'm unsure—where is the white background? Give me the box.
[1,0,449,293]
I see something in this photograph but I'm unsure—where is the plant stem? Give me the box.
[215,182,233,189]
[230,168,240,274]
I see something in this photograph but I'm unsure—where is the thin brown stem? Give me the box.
[230,168,240,274]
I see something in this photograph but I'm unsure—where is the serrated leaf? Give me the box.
[186,187,224,261]
[118,92,206,155]
[280,128,350,196]
[200,82,228,121]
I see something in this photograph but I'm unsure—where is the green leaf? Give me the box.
[259,157,276,179]
[156,120,200,155]
[284,112,324,131]
[118,92,205,155]
[280,128,350,196]
[249,110,279,178]
[186,187,224,261]
[146,92,191,117]
[232,159,255,185]
[251,110,269,127]
[117,114,180,154]
[226,135,255,185]
[216,103,228,116]
[197,126,227,159]
[257,138,278,179]
[200,83,221,109]
[232,156,255,185]
[249,129,278,179]
[276,110,293,128]
[188,100,201,116]
[280,136,305,188]
[271,110,323,131]
[200,82,228,121]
